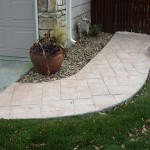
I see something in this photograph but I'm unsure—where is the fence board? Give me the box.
[91,0,150,34]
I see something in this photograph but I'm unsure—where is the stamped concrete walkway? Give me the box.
[0,32,150,119]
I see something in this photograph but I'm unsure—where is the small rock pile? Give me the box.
[18,33,113,83]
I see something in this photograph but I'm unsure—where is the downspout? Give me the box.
[35,0,39,40]
[66,0,76,44]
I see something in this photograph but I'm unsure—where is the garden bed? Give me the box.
[18,33,113,83]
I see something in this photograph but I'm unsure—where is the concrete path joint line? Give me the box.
[0,32,150,119]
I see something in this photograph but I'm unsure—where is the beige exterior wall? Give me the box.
[72,0,91,38]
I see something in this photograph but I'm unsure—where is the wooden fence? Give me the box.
[91,0,150,34]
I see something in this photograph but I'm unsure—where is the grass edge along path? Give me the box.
[0,81,150,150]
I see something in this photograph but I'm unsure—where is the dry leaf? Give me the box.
[127,132,133,138]
[146,119,150,124]
[121,144,125,149]
[73,145,79,150]
[32,143,45,148]
[93,145,101,150]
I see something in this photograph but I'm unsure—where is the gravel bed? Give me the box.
[18,33,113,83]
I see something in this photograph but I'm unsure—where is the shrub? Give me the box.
[89,24,102,36]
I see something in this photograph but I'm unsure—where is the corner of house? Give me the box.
[38,0,67,37]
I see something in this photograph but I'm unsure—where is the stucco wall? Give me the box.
[72,0,91,39]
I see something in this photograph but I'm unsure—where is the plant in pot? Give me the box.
[30,26,67,75]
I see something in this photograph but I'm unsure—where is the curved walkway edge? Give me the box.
[0,32,150,119]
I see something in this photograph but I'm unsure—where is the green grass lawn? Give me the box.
[0,81,150,150]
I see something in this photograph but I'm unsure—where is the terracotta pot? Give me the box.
[30,50,64,75]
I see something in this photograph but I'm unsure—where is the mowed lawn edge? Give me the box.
[0,81,150,150]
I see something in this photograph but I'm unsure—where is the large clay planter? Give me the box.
[30,50,64,75]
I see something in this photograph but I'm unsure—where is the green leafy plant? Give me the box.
[29,27,67,75]
[31,35,62,56]
[89,24,102,36]
[31,26,67,57]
